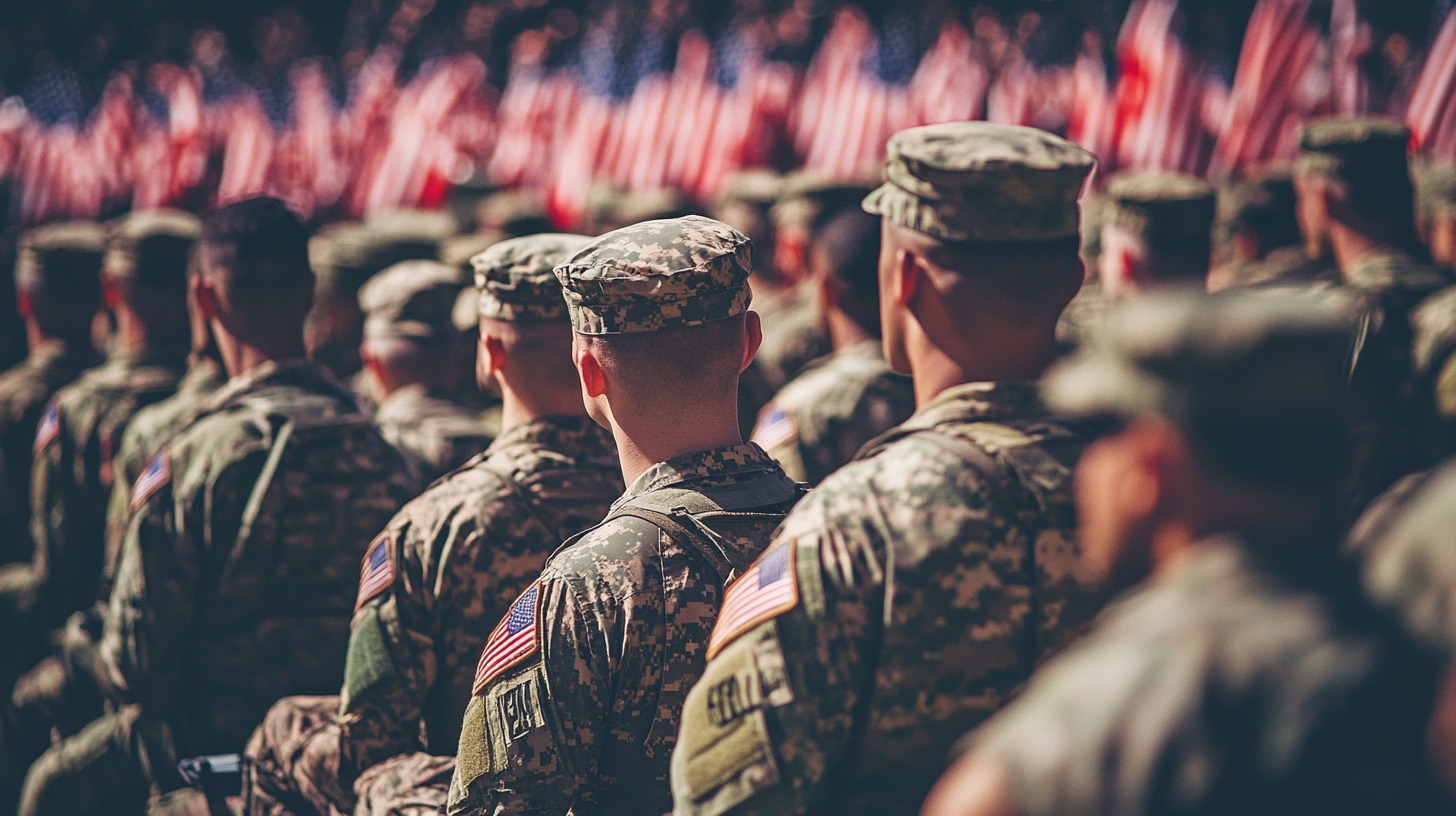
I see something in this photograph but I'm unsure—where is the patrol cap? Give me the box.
[554,215,752,335]
[717,169,786,208]
[105,209,201,287]
[365,208,459,242]
[863,121,1096,242]
[1105,171,1216,254]
[1417,164,1456,217]
[473,233,591,322]
[600,188,692,233]
[358,259,469,340]
[1044,288,1356,481]
[1296,117,1410,180]
[773,172,876,229]
[15,221,106,289]
[310,223,440,295]
[1219,169,1298,237]
[441,232,503,273]
[476,190,551,237]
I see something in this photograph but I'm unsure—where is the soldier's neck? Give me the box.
[218,331,308,379]
[498,384,590,432]
[1330,224,1411,276]
[826,309,873,352]
[113,307,186,357]
[611,413,744,486]
[909,337,1057,407]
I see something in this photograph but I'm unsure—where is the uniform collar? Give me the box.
[905,380,1048,429]
[617,442,780,507]
[205,358,345,411]
[488,415,614,458]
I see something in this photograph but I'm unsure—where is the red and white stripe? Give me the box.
[1408,9,1456,158]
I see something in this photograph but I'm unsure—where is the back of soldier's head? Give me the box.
[811,208,882,334]
[200,197,313,310]
[1220,170,1301,257]
[473,233,593,391]
[1296,118,1417,242]
[556,216,755,402]
[1102,172,1216,291]
[358,259,468,387]
[16,221,105,336]
[105,209,200,322]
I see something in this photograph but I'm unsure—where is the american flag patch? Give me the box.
[355,535,394,611]
[751,405,797,451]
[707,538,799,660]
[473,582,540,694]
[34,403,60,454]
[129,450,171,510]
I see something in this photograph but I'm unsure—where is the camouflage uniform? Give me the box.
[359,260,494,483]
[245,234,621,816]
[447,217,803,816]
[750,340,914,485]
[962,290,1447,816]
[1209,171,1338,291]
[672,123,1100,816]
[1412,285,1456,459]
[1098,171,1215,293]
[1295,119,1455,513]
[17,360,416,815]
[0,223,106,564]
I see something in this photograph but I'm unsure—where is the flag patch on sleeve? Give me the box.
[751,405,797,451]
[129,450,171,510]
[473,582,540,694]
[33,403,60,454]
[355,535,394,611]
[708,538,799,659]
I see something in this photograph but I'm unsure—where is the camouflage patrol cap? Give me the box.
[863,122,1096,242]
[606,188,692,232]
[476,190,551,236]
[1417,164,1456,217]
[473,233,592,322]
[105,209,201,287]
[1296,117,1410,179]
[554,215,752,335]
[773,172,876,228]
[310,223,440,295]
[1105,172,1216,253]
[15,221,106,288]
[366,207,459,242]
[441,232,503,273]
[1044,289,1355,475]
[359,259,469,340]
[717,169,786,207]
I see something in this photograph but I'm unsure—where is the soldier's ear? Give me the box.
[740,311,762,374]
[16,292,32,320]
[892,248,920,307]
[479,333,505,377]
[191,274,219,323]
[576,340,607,399]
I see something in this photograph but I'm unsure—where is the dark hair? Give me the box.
[1225,177,1301,251]
[200,197,312,295]
[813,208,883,333]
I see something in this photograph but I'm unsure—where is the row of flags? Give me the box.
[3,1,1456,229]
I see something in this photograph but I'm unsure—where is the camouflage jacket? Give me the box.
[968,538,1447,816]
[100,359,417,756]
[1210,245,1339,292]
[30,346,188,625]
[671,381,1097,816]
[339,416,621,785]
[375,384,496,484]
[0,339,102,562]
[449,443,800,816]
[751,340,914,485]
[100,357,227,593]
[1411,286,1456,459]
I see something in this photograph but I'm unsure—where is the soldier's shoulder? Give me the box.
[539,514,660,596]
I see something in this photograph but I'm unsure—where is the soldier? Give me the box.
[17,197,417,816]
[750,208,914,484]
[0,222,104,565]
[243,233,622,816]
[925,289,1448,816]
[446,215,803,816]
[22,211,197,651]
[1293,117,1454,514]
[305,221,439,385]
[359,260,495,483]
[1208,169,1337,291]
[671,122,1100,816]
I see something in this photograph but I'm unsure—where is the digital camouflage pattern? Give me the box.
[354,750,457,816]
[26,346,189,632]
[16,360,419,810]
[554,216,753,335]
[1349,457,1456,655]
[244,416,620,816]
[449,443,799,816]
[671,382,1096,816]
[374,384,496,484]
[751,340,914,485]
[861,122,1095,243]
[0,340,103,563]
[966,538,1447,816]
[1102,171,1215,251]
[473,233,593,323]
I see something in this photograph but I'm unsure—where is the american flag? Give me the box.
[129,450,171,511]
[355,535,394,612]
[473,581,540,693]
[1210,0,1329,179]
[1330,0,1374,116]
[34,403,60,455]
[1110,0,1217,175]
[751,405,797,451]
[1408,7,1456,158]
[707,538,798,660]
